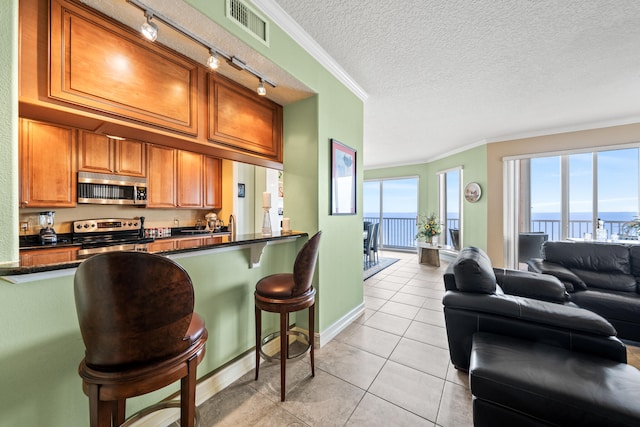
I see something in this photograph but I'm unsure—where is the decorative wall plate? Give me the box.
[464,182,482,203]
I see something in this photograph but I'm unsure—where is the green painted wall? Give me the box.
[364,144,488,250]
[0,0,18,264]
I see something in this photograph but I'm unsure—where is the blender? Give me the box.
[39,211,57,244]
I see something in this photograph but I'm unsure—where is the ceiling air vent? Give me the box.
[226,0,269,46]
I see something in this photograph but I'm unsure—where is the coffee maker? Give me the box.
[39,211,57,244]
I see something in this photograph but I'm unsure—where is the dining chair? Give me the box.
[370,223,380,265]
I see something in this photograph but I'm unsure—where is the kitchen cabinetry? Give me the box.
[208,74,283,164]
[147,145,176,208]
[21,0,284,169]
[204,156,222,209]
[147,146,222,209]
[177,150,203,208]
[78,132,146,177]
[20,247,79,267]
[19,119,77,208]
[48,0,199,135]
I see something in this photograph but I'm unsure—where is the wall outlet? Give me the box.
[174,218,179,226]
[20,221,29,232]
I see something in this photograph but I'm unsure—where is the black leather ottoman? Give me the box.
[470,332,640,427]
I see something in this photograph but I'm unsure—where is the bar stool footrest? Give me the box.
[119,400,201,427]
[259,330,311,362]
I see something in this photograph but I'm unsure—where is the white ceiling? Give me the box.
[255,0,640,169]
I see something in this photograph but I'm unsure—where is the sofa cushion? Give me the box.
[572,268,637,292]
[542,241,631,274]
[470,332,640,427]
[570,288,640,329]
[452,247,496,294]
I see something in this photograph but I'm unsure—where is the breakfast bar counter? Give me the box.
[1,231,308,281]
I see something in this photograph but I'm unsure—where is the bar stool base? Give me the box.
[259,329,311,363]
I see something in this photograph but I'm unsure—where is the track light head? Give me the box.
[141,12,158,41]
[257,79,267,96]
[207,50,220,70]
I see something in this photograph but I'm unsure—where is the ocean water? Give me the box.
[532,212,638,222]
[364,212,639,222]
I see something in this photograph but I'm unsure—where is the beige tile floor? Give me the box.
[191,250,472,426]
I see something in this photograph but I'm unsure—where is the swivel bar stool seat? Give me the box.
[254,231,322,401]
[74,251,208,427]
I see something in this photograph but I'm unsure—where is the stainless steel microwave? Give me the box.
[77,172,147,205]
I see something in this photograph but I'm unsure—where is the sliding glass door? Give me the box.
[364,177,418,250]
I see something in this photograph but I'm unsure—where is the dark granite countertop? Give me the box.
[2,231,307,277]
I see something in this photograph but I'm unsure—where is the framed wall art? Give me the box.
[330,139,356,215]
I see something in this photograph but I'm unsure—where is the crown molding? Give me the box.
[251,0,368,101]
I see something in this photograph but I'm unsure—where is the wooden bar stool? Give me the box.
[254,231,322,401]
[74,251,208,427]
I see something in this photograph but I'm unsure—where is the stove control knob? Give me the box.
[76,224,82,230]
[83,224,89,228]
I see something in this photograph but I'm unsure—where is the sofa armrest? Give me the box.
[443,291,616,336]
[526,258,587,292]
[493,268,568,303]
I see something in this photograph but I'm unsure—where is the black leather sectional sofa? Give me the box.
[444,247,640,426]
[527,240,640,342]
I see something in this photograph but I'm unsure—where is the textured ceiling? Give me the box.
[265,0,640,169]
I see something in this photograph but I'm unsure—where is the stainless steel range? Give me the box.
[73,217,154,256]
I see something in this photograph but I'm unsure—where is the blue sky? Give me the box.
[531,148,639,213]
[363,178,418,214]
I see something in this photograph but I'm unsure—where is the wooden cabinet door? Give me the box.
[78,132,113,173]
[115,139,146,177]
[204,156,222,209]
[147,239,176,252]
[147,145,176,208]
[176,237,205,249]
[176,150,203,208]
[79,133,146,177]
[208,74,283,163]
[49,0,199,135]
[20,247,79,267]
[20,119,76,208]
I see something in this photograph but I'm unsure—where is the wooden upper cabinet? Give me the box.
[176,150,203,208]
[208,74,283,163]
[204,156,222,209]
[78,132,114,174]
[146,144,176,208]
[19,119,77,208]
[49,0,199,135]
[78,132,146,177]
[116,139,147,177]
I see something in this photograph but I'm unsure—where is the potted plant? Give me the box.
[416,213,442,244]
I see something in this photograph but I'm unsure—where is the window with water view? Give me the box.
[364,178,418,250]
[523,147,640,241]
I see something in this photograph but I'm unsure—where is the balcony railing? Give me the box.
[529,219,637,241]
[364,216,461,250]
[364,216,639,252]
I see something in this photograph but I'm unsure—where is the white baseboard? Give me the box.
[317,302,365,347]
